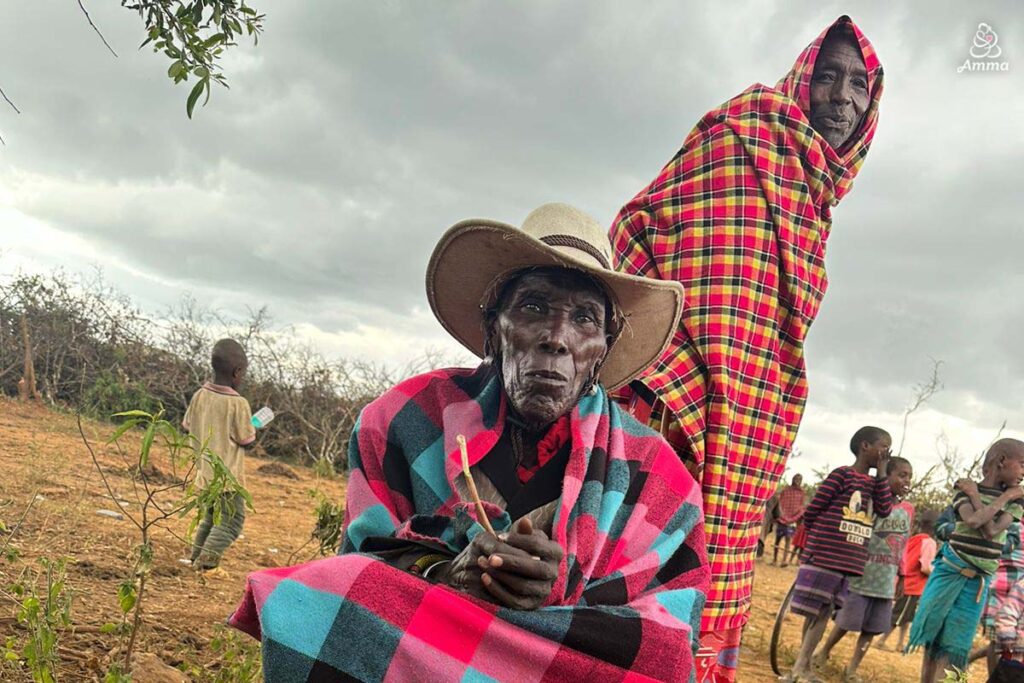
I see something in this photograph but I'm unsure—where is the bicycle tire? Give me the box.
[770,580,798,676]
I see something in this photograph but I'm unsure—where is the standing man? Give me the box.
[774,474,807,567]
[610,16,884,680]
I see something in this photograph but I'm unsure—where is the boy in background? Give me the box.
[182,338,256,577]
[781,426,894,683]
[815,457,914,682]
[876,510,939,653]
[774,473,807,567]
[908,439,1024,683]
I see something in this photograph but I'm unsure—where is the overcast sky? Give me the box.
[2,1,1022,482]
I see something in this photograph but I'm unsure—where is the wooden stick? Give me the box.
[456,434,496,537]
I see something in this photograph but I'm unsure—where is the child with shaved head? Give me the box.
[908,439,1024,683]
[182,338,256,577]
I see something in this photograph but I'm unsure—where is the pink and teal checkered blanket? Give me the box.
[230,365,709,681]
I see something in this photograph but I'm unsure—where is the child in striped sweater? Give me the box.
[781,426,894,683]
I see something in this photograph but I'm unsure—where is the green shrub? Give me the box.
[82,371,160,421]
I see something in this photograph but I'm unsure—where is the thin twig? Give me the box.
[456,434,496,536]
[896,358,943,458]
[0,85,19,113]
[286,537,314,565]
[0,488,40,557]
[77,413,141,530]
[76,0,119,57]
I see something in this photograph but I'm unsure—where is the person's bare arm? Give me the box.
[986,510,1017,539]
[956,480,999,537]
[957,486,1023,539]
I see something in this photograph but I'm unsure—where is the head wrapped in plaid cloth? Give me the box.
[230,204,710,681]
[609,15,884,634]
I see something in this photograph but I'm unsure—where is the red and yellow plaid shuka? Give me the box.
[610,15,884,635]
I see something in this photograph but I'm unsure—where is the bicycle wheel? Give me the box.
[770,580,799,676]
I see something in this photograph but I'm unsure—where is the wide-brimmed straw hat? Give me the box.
[425,202,684,390]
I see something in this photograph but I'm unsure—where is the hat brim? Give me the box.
[425,219,684,391]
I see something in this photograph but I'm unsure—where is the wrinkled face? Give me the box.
[888,462,913,498]
[809,33,869,151]
[493,270,609,429]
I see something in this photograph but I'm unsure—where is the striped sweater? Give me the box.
[802,466,893,575]
[950,486,1024,575]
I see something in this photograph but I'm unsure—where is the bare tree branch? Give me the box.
[0,85,20,114]
[76,0,119,57]
[896,358,943,457]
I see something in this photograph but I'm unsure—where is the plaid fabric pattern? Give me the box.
[777,486,806,526]
[609,16,884,631]
[230,365,709,682]
[790,564,847,619]
[984,528,1024,637]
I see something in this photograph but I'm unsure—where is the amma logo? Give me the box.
[958,22,1010,73]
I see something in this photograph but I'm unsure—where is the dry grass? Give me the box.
[742,560,988,681]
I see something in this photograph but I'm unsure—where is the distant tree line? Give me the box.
[0,269,457,470]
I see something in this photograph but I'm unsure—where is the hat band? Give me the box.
[539,234,611,270]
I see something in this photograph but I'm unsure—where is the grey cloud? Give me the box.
[2,1,1023,428]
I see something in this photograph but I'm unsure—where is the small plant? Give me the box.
[311,456,336,480]
[78,408,252,677]
[940,667,968,683]
[285,490,345,564]
[181,625,261,682]
[310,490,345,556]
[3,557,73,683]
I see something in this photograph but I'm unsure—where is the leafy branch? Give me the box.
[1,1,264,127]
[125,0,265,117]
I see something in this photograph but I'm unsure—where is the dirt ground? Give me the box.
[740,555,988,682]
[0,397,346,681]
[0,396,990,681]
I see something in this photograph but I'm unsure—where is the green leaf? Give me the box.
[112,410,153,419]
[203,33,226,49]
[117,582,136,614]
[107,418,140,445]
[139,421,157,467]
[186,78,206,119]
[168,61,185,79]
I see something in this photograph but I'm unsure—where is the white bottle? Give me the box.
[251,406,275,429]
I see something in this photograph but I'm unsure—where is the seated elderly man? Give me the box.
[230,203,710,682]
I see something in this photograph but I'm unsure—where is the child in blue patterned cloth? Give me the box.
[908,439,1024,683]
